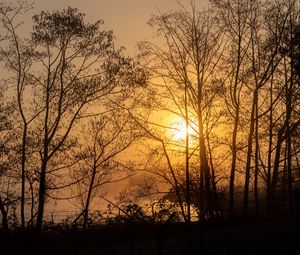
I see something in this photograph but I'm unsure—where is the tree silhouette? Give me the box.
[0,0,299,237]
[0,5,146,230]
[135,2,225,221]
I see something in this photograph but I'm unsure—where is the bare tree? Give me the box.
[268,0,300,211]
[210,0,252,215]
[31,8,145,229]
[72,112,141,230]
[0,6,145,230]
[136,2,224,221]
[0,2,43,230]
[212,0,298,216]
[242,0,287,215]
[0,87,13,231]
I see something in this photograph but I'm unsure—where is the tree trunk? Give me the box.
[184,85,191,223]
[83,162,97,230]
[254,97,259,215]
[0,196,9,232]
[229,110,239,216]
[207,135,217,198]
[285,84,292,211]
[286,36,293,210]
[268,127,284,211]
[198,115,211,220]
[243,89,258,215]
[266,77,273,213]
[36,159,47,230]
[20,123,27,230]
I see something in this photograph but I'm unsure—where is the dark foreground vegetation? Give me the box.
[2,193,300,255]
[1,215,299,255]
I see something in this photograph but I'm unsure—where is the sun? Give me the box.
[172,122,188,140]
[170,117,196,141]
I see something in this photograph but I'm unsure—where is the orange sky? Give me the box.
[31,0,208,54]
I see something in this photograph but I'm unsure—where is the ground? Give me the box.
[1,218,298,254]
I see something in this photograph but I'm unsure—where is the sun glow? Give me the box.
[171,117,197,141]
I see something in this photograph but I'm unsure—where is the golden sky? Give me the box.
[31,0,208,54]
